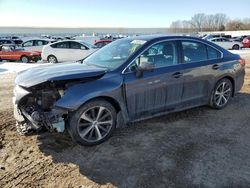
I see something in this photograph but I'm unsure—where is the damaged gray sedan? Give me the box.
[13,35,245,145]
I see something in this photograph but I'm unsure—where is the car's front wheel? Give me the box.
[210,78,233,109]
[69,99,117,146]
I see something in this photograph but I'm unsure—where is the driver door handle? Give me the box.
[172,72,183,78]
[212,64,220,70]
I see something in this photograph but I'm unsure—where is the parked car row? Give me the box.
[208,37,243,50]
[203,34,250,50]
[0,37,23,45]
[41,40,98,63]
[0,45,41,63]
[0,37,115,63]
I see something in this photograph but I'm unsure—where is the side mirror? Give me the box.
[136,61,155,78]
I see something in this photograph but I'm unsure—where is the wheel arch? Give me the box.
[216,75,235,96]
[47,54,57,61]
[82,96,121,113]
[20,54,28,59]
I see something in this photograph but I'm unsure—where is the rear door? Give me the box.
[53,41,70,61]
[32,40,47,51]
[124,40,184,120]
[180,40,222,106]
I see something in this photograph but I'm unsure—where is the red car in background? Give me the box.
[94,40,112,48]
[0,45,41,63]
[243,36,250,48]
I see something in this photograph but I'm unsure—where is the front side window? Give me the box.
[84,39,146,70]
[182,41,207,63]
[23,40,33,47]
[137,41,178,69]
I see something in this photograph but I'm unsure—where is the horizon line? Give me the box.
[0,26,170,29]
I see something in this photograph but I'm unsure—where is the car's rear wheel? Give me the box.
[232,44,240,50]
[21,56,29,63]
[69,99,117,146]
[47,55,58,63]
[210,78,233,109]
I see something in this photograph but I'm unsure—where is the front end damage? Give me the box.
[13,83,67,135]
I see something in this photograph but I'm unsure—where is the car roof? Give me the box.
[210,37,228,40]
[95,40,112,43]
[24,38,55,41]
[117,35,213,44]
[49,40,96,48]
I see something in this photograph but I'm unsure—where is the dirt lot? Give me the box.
[1,55,250,188]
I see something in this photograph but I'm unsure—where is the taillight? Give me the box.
[243,38,250,43]
[239,58,246,67]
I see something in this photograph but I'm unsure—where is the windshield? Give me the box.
[79,41,97,49]
[84,39,146,70]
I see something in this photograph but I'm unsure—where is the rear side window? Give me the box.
[182,41,207,63]
[34,40,44,46]
[51,42,69,48]
[182,41,221,63]
[207,46,221,59]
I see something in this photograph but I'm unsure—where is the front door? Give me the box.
[123,40,184,120]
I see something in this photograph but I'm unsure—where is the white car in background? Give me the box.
[22,39,55,52]
[209,37,243,50]
[41,40,97,63]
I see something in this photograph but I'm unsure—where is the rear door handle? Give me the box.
[172,72,183,78]
[212,64,220,70]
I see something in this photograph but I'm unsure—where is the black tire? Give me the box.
[232,44,240,50]
[69,99,117,146]
[47,55,58,63]
[21,56,29,63]
[210,78,233,109]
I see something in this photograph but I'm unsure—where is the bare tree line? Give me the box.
[169,13,250,33]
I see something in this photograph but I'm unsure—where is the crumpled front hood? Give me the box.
[15,62,107,88]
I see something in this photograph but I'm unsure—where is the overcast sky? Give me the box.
[0,0,249,28]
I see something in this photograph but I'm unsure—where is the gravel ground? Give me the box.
[0,54,250,188]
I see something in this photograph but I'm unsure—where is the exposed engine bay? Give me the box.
[14,82,67,135]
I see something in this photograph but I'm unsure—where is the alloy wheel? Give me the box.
[21,56,29,63]
[214,81,232,107]
[48,56,57,63]
[77,106,113,142]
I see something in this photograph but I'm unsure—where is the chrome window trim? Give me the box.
[121,38,223,74]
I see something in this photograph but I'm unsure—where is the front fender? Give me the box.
[54,76,125,111]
